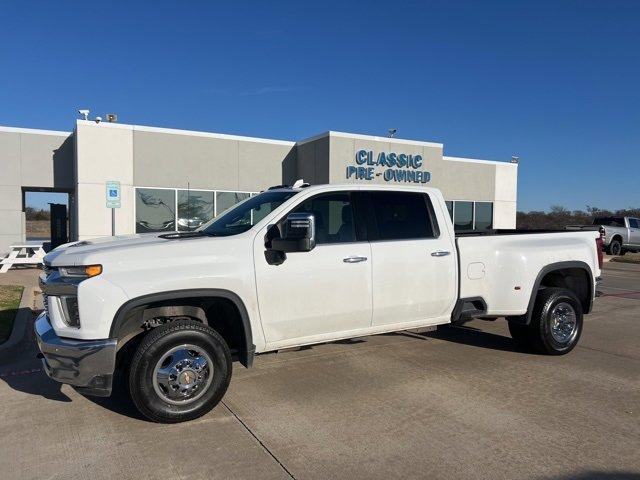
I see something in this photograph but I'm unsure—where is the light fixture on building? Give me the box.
[78,109,90,120]
[106,113,118,123]
[388,128,397,138]
[511,155,519,164]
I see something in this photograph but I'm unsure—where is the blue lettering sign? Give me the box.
[349,150,431,184]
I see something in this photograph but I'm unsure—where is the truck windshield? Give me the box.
[198,190,298,237]
[593,217,625,227]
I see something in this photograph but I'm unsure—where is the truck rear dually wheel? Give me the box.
[508,288,583,355]
[129,320,232,423]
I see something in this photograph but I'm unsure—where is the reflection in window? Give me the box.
[475,202,493,231]
[136,189,176,233]
[178,190,214,231]
[216,192,251,216]
[445,201,454,220]
[454,201,473,232]
[291,193,356,244]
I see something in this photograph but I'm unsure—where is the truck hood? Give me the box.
[44,233,190,266]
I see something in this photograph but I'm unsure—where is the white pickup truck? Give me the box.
[36,184,603,423]
[593,216,640,256]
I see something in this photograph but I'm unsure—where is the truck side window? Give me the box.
[290,193,357,244]
[368,191,437,240]
[630,218,639,228]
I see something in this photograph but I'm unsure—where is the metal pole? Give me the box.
[111,208,115,236]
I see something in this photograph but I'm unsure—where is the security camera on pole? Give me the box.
[105,181,121,236]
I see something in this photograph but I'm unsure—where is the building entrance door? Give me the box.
[49,203,68,250]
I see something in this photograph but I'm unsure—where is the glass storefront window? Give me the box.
[454,201,473,232]
[177,190,214,231]
[216,192,251,216]
[474,202,493,231]
[136,188,176,233]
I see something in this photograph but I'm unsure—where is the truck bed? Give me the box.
[455,230,600,317]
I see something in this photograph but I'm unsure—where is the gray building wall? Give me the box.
[132,128,295,192]
[0,127,74,255]
[75,121,296,239]
[0,122,518,253]
[295,131,517,228]
[293,135,330,185]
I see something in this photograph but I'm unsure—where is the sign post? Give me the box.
[105,181,121,236]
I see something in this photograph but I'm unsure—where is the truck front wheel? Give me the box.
[129,320,232,423]
[509,288,583,355]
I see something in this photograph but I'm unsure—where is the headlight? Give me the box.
[59,265,102,279]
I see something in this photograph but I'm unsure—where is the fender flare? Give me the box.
[111,289,255,367]
[512,261,594,325]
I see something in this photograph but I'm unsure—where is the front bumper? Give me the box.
[34,313,117,397]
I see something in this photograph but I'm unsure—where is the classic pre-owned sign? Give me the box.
[346,150,431,183]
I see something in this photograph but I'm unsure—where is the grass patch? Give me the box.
[0,285,24,344]
[610,253,640,264]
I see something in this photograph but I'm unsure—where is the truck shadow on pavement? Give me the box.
[0,324,73,403]
[83,372,146,421]
[1,335,143,418]
[417,324,530,353]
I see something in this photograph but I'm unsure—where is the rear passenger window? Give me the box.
[630,218,639,228]
[369,192,437,240]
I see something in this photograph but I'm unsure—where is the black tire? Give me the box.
[129,320,232,423]
[528,288,583,355]
[607,238,622,256]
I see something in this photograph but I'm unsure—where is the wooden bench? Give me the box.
[0,244,46,273]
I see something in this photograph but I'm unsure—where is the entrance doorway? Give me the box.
[23,190,72,251]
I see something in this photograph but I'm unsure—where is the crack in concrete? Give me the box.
[222,400,296,479]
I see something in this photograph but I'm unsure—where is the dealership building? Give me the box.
[0,120,518,255]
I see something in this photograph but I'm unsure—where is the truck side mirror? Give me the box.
[270,213,316,253]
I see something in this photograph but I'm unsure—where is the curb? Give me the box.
[0,286,36,363]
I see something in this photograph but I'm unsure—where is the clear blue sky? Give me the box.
[1,1,638,212]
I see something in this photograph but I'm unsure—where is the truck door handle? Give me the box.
[343,256,368,263]
[431,250,451,257]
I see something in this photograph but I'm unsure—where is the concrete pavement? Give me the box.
[0,264,638,479]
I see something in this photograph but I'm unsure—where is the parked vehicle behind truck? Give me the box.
[567,216,640,255]
[35,183,603,423]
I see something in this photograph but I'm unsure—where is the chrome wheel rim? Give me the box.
[152,344,214,405]
[550,302,578,344]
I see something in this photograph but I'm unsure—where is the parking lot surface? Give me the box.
[0,263,638,480]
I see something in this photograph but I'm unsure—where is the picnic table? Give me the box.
[0,244,46,273]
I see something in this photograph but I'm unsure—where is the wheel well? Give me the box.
[610,235,623,244]
[114,294,252,369]
[539,268,591,313]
